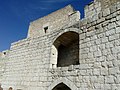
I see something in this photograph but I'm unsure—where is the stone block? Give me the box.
[79,70,87,76]
[105,75,115,84]
[110,5,117,13]
[93,68,100,75]
[94,50,102,57]
[97,56,106,62]
[116,27,120,33]
[106,29,115,36]
[101,37,108,43]
[109,67,118,75]
[90,46,98,52]
[90,76,98,83]
[104,84,111,90]
[101,67,108,75]
[103,8,110,16]
[108,22,116,29]
[79,64,90,69]
[107,61,113,68]
[95,39,101,45]
[111,46,120,54]
[107,54,116,61]
[109,34,119,41]
[116,15,120,20]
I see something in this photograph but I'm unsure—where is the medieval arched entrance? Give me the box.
[50,28,80,68]
[52,83,71,90]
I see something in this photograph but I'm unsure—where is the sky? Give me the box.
[0,0,93,52]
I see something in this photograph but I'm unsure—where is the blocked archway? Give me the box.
[50,28,79,68]
[52,83,71,90]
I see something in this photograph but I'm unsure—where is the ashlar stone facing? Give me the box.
[0,0,120,90]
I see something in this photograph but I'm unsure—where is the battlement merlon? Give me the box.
[27,5,80,38]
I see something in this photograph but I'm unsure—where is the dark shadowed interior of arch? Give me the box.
[53,31,79,67]
[52,83,71,90]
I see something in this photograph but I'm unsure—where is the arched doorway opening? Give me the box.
[51,31,79,68]
[52,83,71,90]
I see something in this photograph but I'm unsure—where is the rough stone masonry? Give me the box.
[0,0,120,90]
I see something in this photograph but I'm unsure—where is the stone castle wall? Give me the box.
[1,37,51,90]
[47,1,120,89]
[0,0,120,90]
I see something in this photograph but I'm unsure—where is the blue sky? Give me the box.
[0,0,93,51]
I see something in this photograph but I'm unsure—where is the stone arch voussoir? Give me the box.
[52,28,80,44]
[48,77,78,90]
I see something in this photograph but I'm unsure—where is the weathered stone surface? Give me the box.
[0,0,120,90]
